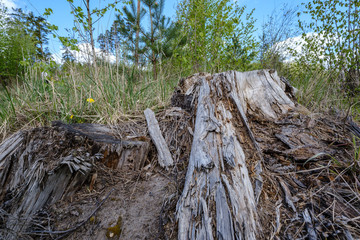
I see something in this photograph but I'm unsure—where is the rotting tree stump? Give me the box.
[173,70,295,239]
[1,69,360,240]
[0,121,149,239]
[171,70,360,240]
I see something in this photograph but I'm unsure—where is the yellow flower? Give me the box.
[87,98,95,103]
[70,115,74,119]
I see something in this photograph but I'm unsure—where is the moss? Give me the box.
[106,215,122,239]
[89,216,96,223]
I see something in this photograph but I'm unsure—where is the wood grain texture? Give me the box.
[0,122,149,239]
[176,70,295,239]
[144,108,174,168]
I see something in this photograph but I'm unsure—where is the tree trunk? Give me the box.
[175,70,295,239]
[135,0,141,68]
[86,0,98,80]
[149,5,157,80]
[152,58,157,80]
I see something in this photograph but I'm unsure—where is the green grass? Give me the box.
[1,58,360,142]
[281,62,360,121]
[0,60,181,141]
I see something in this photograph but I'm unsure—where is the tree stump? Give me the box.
[0,121,149,239]
[174,70,295,239]
[1,69,360,240]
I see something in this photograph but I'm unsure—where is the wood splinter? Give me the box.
[144,108,174,169]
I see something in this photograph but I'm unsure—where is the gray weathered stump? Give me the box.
[0,122,149,239]
[175,70,295,239]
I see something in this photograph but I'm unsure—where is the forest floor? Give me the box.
[38,110,192,240]
[36,109,360,240]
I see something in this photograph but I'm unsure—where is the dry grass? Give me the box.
[281,62,360,122]
[1,58,360,142]
[0,60,182,141]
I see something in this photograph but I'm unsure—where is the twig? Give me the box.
[303,208,317,240]
[25,188,114,239]
[270,200,282,240]
[343,101,360,131]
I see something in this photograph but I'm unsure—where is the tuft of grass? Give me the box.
[352,135,360,165]
[0,60,182,141]
[281,62,360,122]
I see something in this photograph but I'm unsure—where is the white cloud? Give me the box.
[52,43,116,64]
[274,32,334,65]
[1,0,17,9]
[273,34,307,62]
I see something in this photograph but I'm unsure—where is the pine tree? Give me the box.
[11,9,51,60]
[25,12,51,60]
[101,0,181,78]
[141,0,182,79]
[62,46,76,63]
[0,6,36,81]
[114,0,146,66]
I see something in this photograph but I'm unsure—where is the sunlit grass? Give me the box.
[0,60,181,141]
[1,58,360,142]
[281,62,360,121]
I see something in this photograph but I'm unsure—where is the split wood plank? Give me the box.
[144,108,174,168]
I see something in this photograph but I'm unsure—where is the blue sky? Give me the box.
[1,0,307,60]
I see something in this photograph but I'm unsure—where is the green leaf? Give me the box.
[44,8,53,16]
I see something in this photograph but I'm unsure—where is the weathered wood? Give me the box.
[2,69,359,239]
[175,70,295,239]
[52,121,150,171]
[278,177,296,213]
[0,122,150,239]
[144,108,174,169]
[347,116,360,138]
[0,131,24,199]
[303,208,317,240]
